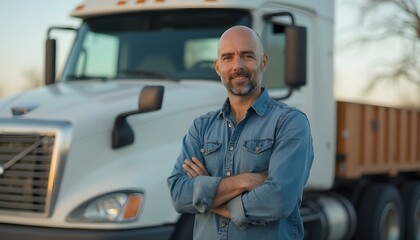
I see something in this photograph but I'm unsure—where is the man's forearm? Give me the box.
[211,172,267,208]
[211,174,249,208]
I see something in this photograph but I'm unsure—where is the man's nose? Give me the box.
[232,56,244,70]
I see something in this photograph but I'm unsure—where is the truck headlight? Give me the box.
[67,192,143,222]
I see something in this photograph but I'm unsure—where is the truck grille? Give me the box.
[0,134,55,214]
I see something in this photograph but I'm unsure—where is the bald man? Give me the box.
[168,26,314,239]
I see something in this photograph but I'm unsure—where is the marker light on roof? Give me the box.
[117,0,127,6]
[74,4,85,11]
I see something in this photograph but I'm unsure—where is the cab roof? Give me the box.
[71,0,333,20]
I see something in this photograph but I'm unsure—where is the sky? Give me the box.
[0,0,81,96]
[0,0,419,107]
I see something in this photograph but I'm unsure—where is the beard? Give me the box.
[224,70,258,96]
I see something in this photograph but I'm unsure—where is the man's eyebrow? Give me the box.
[220,52,234,58]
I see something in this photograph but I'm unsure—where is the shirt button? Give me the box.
[255,146,260,151]
[228,122,232,128]
[200,148,205,154]
[221,221,227,227]
[226,171,231,176]
[229,146,234,151]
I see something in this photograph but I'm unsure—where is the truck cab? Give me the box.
[0,0,340,239]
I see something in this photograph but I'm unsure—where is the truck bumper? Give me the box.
[0,223,175,240]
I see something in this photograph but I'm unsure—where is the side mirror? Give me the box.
[263,12,307,100]
[45,27,77,85]
[45,39,56,85]
[112,86,164,149]
[285,25,307,88]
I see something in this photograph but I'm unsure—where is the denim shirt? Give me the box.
[167,88,314,240]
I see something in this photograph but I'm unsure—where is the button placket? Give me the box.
[218,217,229,240]
[224,120,235,178]
[219,110,251,238]
[224,117,248,178]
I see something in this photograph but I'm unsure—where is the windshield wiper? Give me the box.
[118,69,179,81]
[67,75,110,81]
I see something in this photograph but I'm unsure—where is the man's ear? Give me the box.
[214,59,221,76]
[261,55,268,71]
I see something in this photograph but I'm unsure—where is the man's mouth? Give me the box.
[230,71,249,81]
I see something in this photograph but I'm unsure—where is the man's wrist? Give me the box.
[236,173,251,192]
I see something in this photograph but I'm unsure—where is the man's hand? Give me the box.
[183,157,209,177]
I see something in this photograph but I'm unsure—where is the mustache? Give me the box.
[229,70,250,79]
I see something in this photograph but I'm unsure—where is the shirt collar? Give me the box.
[217,88,270,119]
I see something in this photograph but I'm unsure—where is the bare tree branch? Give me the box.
[342,0,420,94]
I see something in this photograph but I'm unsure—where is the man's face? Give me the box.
[215,28,267,96]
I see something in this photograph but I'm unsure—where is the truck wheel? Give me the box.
[401,181,420,240]
[171,213,194,240]
[355,183,404,240]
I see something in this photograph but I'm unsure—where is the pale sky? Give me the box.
[0,0,81,96]
[0,0,419,107]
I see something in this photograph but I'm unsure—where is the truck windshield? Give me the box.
[61,9,251,82]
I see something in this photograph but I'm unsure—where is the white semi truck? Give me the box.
[0,0,419,239]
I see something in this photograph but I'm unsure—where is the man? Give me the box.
[167,25,313,239]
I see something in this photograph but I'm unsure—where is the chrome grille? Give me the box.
[0,134,55,214]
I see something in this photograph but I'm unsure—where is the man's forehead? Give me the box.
[218,37,256,51]
[218,40,258,56]
[219,49,256,56]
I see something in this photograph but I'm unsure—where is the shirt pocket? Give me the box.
[239,138,274,172]
[201,141,222,176]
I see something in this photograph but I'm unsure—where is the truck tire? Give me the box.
[355,183,404,240]
[400,181,420,240]
[171,213,194,240]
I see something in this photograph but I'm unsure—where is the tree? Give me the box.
[21,67,42,91]
[343,0,420,93]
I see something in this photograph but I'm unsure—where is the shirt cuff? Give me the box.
[193,176,222,213]
[227,195,251,230]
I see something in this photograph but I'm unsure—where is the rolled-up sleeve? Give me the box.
[229,110,314,225]
[193,176,222,213]
[167,119,222,213]
[227,195,251,228]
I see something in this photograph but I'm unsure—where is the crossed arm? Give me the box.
[183,157,267,218]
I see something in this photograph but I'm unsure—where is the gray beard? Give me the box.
[228,81,258,96]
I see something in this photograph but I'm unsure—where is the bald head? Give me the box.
[218,26,264,58]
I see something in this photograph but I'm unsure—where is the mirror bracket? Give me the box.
[112,86,164,149]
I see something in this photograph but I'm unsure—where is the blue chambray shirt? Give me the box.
[167,88,314,240]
